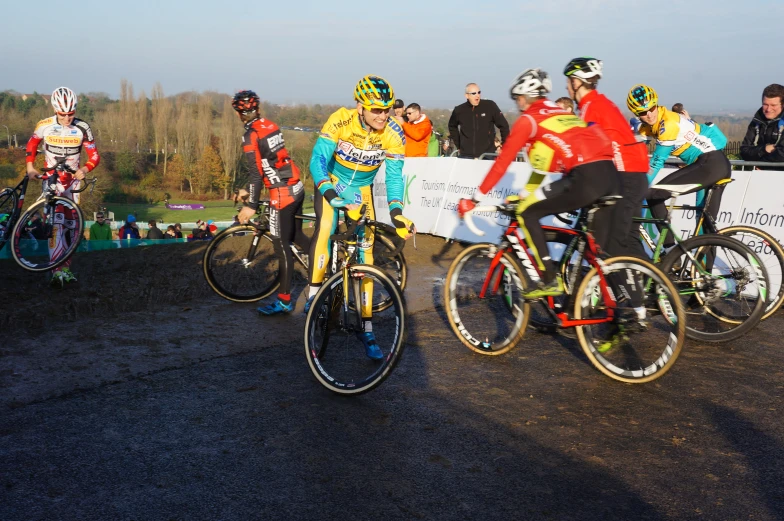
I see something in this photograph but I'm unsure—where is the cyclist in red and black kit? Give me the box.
[458,68,619,300]
[563,57,649,259]
[233,90,310,315]
[26,86,100,286]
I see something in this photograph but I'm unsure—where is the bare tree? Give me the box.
[150,83,171,166]
[135,90,149,154]
[194,94,213,163]
[118,79,136,151]
[175,95,196,192]
[218,97,244,199]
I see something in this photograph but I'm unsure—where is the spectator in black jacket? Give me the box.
[741,84,784,166]
[146,220,164,240]
[448,83,510,159]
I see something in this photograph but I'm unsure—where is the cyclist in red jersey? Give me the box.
[563,57,649,259]
[458,68,619,299]
[26,86,100,286]
[233,90,310,315]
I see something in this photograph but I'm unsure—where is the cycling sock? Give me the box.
[307,285,320,299]
[634,306,647,320]
[364,321,373,333]
[278,293,291,303]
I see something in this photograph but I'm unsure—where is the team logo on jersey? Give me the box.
[45,136,81,146]
[336,140,385,166]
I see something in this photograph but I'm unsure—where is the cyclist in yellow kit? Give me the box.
[306,75,415,359]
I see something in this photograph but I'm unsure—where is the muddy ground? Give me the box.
[1,235,784,520]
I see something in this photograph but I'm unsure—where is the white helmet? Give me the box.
[510,68,552,99]
[51,87,77,113]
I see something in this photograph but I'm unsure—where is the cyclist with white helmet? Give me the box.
[627,84,730,245]
[458,68,619,300]
[563,57,649,259]
[306,75,415,359]
[26,86,101,286]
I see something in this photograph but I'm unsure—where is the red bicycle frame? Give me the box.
[479,219,618,327]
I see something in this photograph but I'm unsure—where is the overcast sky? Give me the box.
[5,0,779,114]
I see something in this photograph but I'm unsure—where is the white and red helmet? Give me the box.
[51,87,77,113]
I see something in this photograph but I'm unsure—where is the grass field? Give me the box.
[104,192,316,224]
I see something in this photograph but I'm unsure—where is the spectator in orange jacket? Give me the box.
[402,103,433,157]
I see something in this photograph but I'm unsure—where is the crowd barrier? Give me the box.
[5,156,783,260]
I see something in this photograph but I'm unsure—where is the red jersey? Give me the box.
[578,90,648,173]
[26,116,101,186]
[479,98,612,195]
[242,118,301,209]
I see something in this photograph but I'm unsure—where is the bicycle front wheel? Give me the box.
[0,188,19,252]
[11,197,84,272]
[574,256,686,384]
[203,225,280,302]
[660,234,767,343]
[718,225,784,320]
[304,264,405,395]
[444,243,530,355]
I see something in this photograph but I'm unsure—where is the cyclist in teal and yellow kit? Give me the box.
[306,75,416,359]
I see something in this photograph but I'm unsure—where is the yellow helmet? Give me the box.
[626,84,658,115]
[354,75,395,110]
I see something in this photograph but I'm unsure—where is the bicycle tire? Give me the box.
[0,188,19,252]
[11,197,84,272]
[659,234,767,343]
[203,224,280,302]
[574,256,686,383]
[444,243,530,355]
[718,225,784,320]
[304,264,405,395]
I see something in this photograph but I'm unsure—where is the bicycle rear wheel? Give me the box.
[574,256,686,383]
[659,234,767,343]
[11,197,84,272]
[444,243,530,355]
[718,225,784,320]
[203,225,280,302]
[0,188,18,252]
[304,264,405,395]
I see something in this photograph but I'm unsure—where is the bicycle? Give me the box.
[303,205,408,394]
[202,200,407,311]
[446,196,686,384]
[645,178,784,321]
[635,179,770,342]
[6,160,96,272]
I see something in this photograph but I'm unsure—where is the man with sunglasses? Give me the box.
[627,84,730,246]
[402,103,433,157]
[26,86,100,286]
[305,75,415,359]
[448,83,509,159]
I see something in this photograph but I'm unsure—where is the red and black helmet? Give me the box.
[232,90,260,113]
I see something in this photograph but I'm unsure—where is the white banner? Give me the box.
[373,159,784,252]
